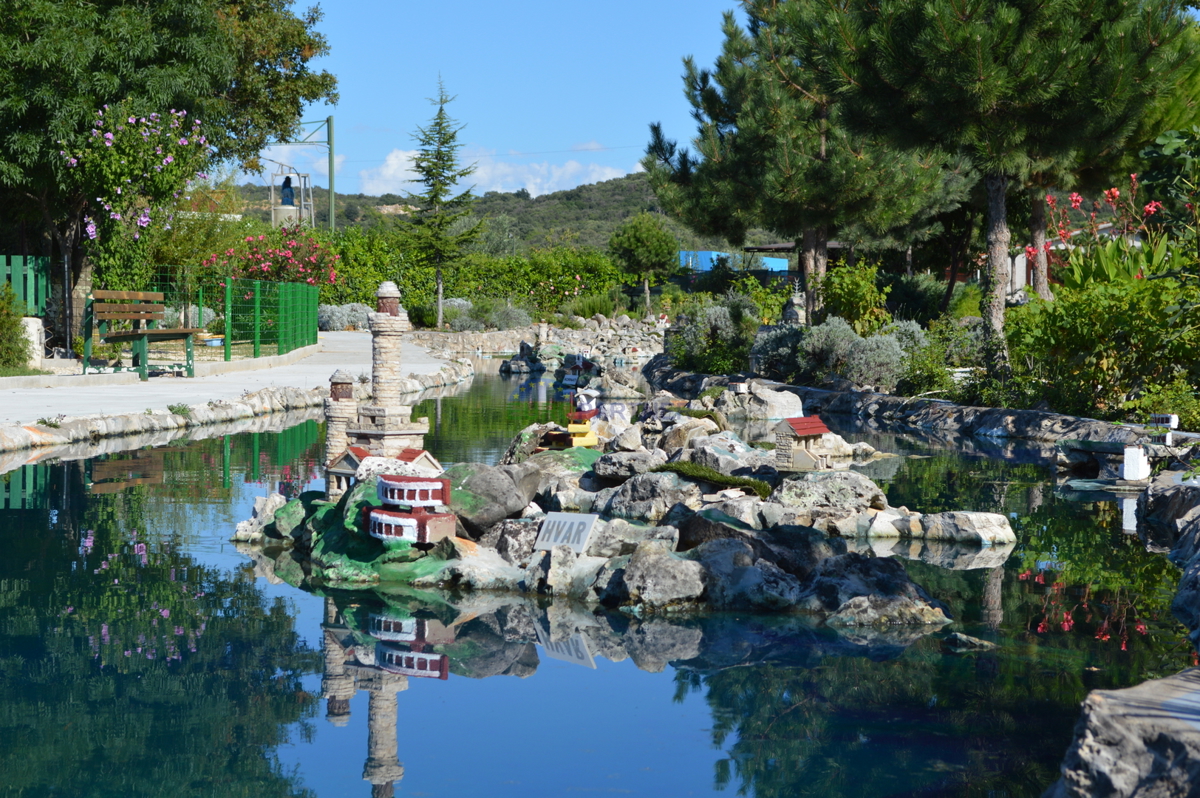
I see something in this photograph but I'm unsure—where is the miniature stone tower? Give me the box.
[324,370,357,465]
[345,281,429,456]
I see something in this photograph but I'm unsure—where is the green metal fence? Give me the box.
[1,255,50,315]
[147,267,319,363]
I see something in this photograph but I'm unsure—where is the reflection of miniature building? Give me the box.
[775,416,833,471]
[377,475,450,507]
[369,615,457,646]
[376,643,450,680]
[368,507,456,546]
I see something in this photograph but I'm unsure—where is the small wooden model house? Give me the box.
[395,448,443,474]
[775,417,833,471]
[325,446,371,497]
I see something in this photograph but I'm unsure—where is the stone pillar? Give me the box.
[362,673,407,797]
[324,370,357,465]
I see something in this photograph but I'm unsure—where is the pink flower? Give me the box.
[1025,245,1038,260]
[1143,201,1163,216]
[1045,194,1057,209]
[1069,192,1083,210]
[1104,187,1120,206]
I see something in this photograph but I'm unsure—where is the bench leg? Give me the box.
[185,335,194,378]
[137,337,148,381]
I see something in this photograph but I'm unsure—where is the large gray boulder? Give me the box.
[796,553,952,626]
[658,417,720,453]
[594,449,667,480]
[478,518,541,565]
[413,537,526,592]
[678,509,846,579]
[1044,668,1200,798]
[688,431,777,479]
[620,618,704,672]
[920,512,1016,544]
[585,518,678,558]
[1139,481,1200,564]
[686,538,805,611]
[604,471,706,522]
[621,540,706,609]
[715,382,805,419]
[769,471,889,533]
[443,462,541,534]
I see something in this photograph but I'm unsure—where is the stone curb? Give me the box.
[0,357,475,456]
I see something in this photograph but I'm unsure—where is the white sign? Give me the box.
[534,623,596,669]
[534,512,599,554]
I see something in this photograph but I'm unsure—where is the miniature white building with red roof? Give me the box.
[775,416,833,471]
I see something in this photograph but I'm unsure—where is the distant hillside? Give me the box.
[235,172,778,254]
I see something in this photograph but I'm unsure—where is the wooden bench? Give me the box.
[83,290,204,380]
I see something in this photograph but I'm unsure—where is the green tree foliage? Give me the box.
[0,0,336,335]
[408,82,478,328]
[608,212,679,313]
[0,283,31,368]
[802,0,1192,375]
[814,260,891,335]
[644,5,971,320]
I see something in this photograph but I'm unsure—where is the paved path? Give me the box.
[0,332,447,426]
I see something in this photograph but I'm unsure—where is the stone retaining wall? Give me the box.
[641,353,1148,447]
[409,319,665,359]
[0,357,476,456]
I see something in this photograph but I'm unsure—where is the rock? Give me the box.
[593,449,667,480]
[585,518,678,558]
[796,553,952,626]
[592,555,631,606]
[1139,481,1200,565]
[942,632,997,652]
[442,462,542,534]
[232,492,288,543]
[658,417,720,453]
[688,431,777,479]
[848,537,1016,570]
[769,471,889,532]
[622,540,706,609]
[745,382,805,419]
[609,424,644,453]
[1044,668,1200,798]
[686,538,805,611]
[603,471,706,522]
[919,512,1016,544]
[478,518,540,565]
[413,537,526,592]
[499,422,567,465]
[521,447,603,498]
[355,455,441,481]
[679,509,846,579]
[544,544,608,598]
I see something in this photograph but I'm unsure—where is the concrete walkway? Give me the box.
[0,331,447,426]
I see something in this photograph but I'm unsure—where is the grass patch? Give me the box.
[698,385,726,401]
[0,366,50,377]
[650,461,773,500]
[167,403,192,417]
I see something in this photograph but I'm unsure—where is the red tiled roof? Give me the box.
[397,449,428,462]
[783,417,830,437]
[348,446,370,461]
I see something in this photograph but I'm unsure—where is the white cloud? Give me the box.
[356,146,630,198]
[572,140,606,152]
[358,149,421,195]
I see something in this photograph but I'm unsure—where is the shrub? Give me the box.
[560,292,615,319]
[845,334,904,391]
[650,461,772,499]
[881,319,927,354]
[668,302,753,375]
[897,335,956,397]
[167,403,191,417]
[318,302,374,331]
[0,284,31,368]
[815,260,891,334]
[948,282,982,318]
[485,305,532,330]
[408,303,438,328]
[1125,375,1200,431]
[884,272,946,325]
[450,315,485,332]
[802,317,861,380]
[164,304,217,329]
[750,325,806,382]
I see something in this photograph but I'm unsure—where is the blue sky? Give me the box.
[253,0,741,197]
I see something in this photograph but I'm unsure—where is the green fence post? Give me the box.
[278,284,288,356]
[224,280,232,362]
[253,280,261,359]
[251,432,260,483]
[222,435,231,490]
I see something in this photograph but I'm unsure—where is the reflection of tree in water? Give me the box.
[0,485,320,798]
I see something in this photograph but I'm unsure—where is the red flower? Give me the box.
[1104,187,1120,206]
[1069,192,1083,210]
[1144,201,1163,216]
[1045,194,1057,209]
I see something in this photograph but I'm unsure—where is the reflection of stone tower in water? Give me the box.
[320,598,407,796]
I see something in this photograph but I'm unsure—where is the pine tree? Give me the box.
[802,0,1192,375]
[644,6,970,321]
[608,213,679,314]
[409,81,477,328]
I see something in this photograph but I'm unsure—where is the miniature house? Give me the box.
[394,448,443,474]
[376,643,450,680]
[775,416,833,471]
[325,446,371,497]
[376,475,450,508]
[367,506,456,546]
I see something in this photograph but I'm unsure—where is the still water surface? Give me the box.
[0,373,1190,797]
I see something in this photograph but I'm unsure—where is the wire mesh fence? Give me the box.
[146,266,319,363]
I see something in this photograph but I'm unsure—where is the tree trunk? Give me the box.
[1029,189,1054,300]
[982,174,1012,377]
[983,565,1004,631]
[436,260,444,328]
[801,230,816,323]
[905,244,913,277]
[940,210,973,314]
[643,276,651,315]
[814,225,828,312]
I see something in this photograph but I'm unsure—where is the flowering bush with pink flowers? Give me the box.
[202,224,340,288]
[60,102,212,289]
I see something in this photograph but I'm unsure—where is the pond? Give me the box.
[0,373,1190,798]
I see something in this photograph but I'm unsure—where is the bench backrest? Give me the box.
[90,290,165,327]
